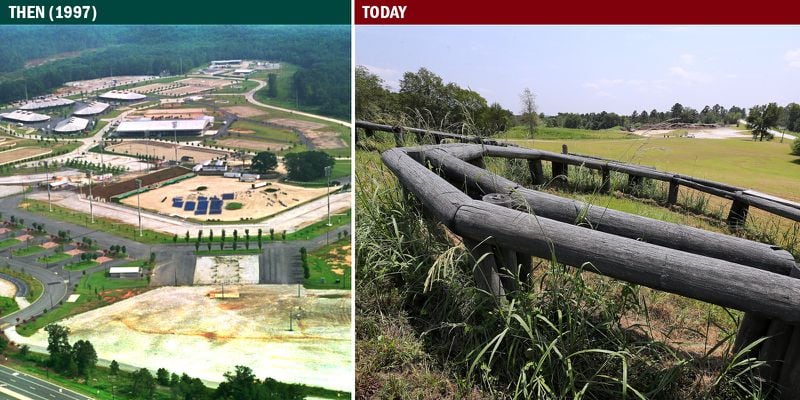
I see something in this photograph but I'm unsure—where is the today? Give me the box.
[361,5,407,19]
